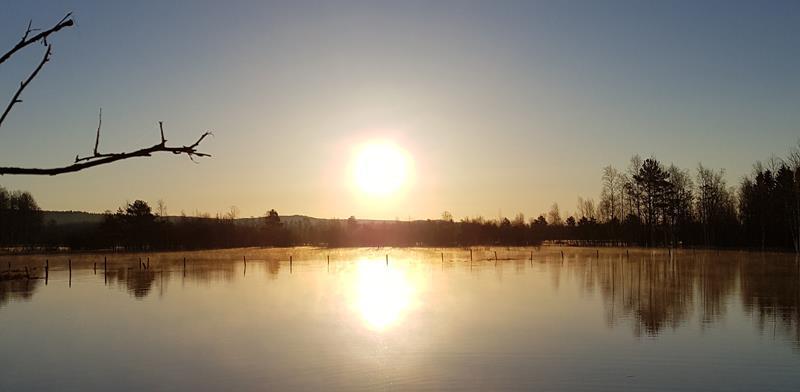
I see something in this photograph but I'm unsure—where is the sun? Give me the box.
[353,141,410,197]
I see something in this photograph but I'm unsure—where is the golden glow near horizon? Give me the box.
[352,141,411,198]
[351,260,414,330]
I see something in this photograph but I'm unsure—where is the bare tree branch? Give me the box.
[0,129,212,176]
[0,45,51,128]
[159,121,166,144]
[0,12,214,176]
[75,120,210,163]
[0,13,73,65]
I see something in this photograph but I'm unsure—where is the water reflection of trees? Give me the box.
[0,253,271,306]
[180,262,237,284]
[266,261,281,278]
[0,277,41,308]
[571,250,799,344]
[104,267,158,298]
[592,254,697,336]
[103,260,240,298]
[740,256,800,345]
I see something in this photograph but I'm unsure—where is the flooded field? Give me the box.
[1,247,799,391]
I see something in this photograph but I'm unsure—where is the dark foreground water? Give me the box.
[1,247,799,391]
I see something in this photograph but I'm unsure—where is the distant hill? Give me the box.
[42,211,105,225]
[235,215,329,227]
[40,211,399,227]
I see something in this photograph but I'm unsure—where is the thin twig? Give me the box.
[0,45,51,128]
[0,13,73,65]
[93,108,102,155]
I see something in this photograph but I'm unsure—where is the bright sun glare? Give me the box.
[353,260,413,330]
[353,141,410,197]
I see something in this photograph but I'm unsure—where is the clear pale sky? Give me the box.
[1,1,798,220]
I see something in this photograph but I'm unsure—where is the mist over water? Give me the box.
[1,247,799,391]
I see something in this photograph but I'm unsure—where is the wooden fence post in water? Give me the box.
[596,249,599,258]
[469,249,473,268]
[561,250,564,260]
[495,251,498,262]
[386,254,389,267]
[146,257,150,270]
[327,255,330,267]
[93,262,96,274]
[441,252,444,263]
[45,259,49,284]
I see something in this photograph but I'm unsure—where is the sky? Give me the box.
[1,1,798,220]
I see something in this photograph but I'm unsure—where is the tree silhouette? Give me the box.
[0,186,42,247]
[547,203,562,226]
[740,158,800,252]
[265,209,282,227]
[633,158,670,245]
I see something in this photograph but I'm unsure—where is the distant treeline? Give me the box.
[0,189,41,246]
[33,205,542,250]
[555,146,799,252]
[2,143,799,252]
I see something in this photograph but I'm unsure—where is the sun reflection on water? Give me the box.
[351,259,414,331]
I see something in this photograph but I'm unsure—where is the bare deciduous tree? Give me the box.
[599,165,623,221]
[547,202,562,226]
[156,199,168,217]
[0,13,211,176]
[576,196,596,220]
[696,164,735,247]
[225,205,240,220]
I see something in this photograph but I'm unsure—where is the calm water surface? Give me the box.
[1,247,799,391]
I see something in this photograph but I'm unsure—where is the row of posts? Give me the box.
[9,247,679,285]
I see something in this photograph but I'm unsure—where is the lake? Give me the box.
[1,247,799,391]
